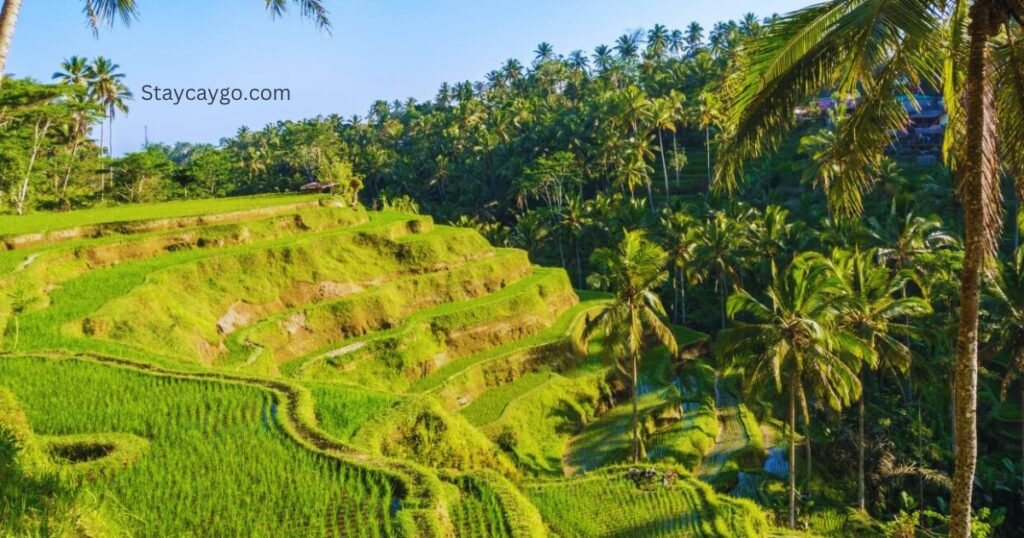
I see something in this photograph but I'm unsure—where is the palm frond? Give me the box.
[265,0,332,32]
[994,23,1024,203]
[82,0,138,34]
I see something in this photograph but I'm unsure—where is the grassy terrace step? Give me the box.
[409,291,609,397]
[480,365,608,475]
[242,247,534,376]
[4,212,431,365]
[298,266,576,392]
[62,217,487,364]
[0,205,370,339]
[0,194,326,250]
[438,295,611,419]
[0,203,368,275]
[526,465,769,537]
[278,246,533,376]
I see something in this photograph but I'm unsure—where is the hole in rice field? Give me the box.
[49,442,115,463]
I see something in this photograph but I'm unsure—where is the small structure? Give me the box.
[299,181,337,193]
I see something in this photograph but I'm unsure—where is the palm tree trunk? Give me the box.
[98,116,106,199]
[60,136,82,207]
[1020,383,1023,519]
[789,372,797,529]
[950,6,998,536]
[705,127,712,190]
[645,175,655,212]
[672,130,680,186]
[805,416,812,495]
[109,116,115,192]
[0,0,23,78]
[632,352,641,463]
[658,129,670,204]
[858,370,866,512]
[680,270,687,325]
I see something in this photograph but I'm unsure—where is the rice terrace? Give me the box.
[0,196,767,536]
[4,0,1024,536]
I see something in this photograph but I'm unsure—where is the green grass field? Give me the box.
[0,193,317,237]
[0,195,775,537]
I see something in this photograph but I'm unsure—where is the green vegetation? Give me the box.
[0,193,316,239]
[527,465,769,537]
[0,356,398,537]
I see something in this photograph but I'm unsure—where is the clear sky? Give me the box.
[8,0,809,155]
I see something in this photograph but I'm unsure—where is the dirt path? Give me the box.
[697,376,750,482]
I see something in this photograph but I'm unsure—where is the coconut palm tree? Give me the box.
[649,97,677,204]
[684,22,705,57]
[669,29,686,58]
[593,45,614,74]
[717,252,867,529]
[713,5,1024,532]
[561,195,590,288]
[534,42,555,64]
[52,56,91,86]
[830,248,932,513]
[88,57,130,197]
[614,32,641,61]
[582,230,679,463]
[663,90,686,187]
[0,0,330,77]
[567,50,590,74]
[690,209,751,330]
[659,210,700,325]
[687,91,722,190]
[646,24,670,61]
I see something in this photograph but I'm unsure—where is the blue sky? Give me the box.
[8,0,809,155]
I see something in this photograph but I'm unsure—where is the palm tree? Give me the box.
[0,0,330,77]
[649,97,677,204]
[659,210,700,325]
[593,45,614,74]
[874,214,957,273]
[713,5,1024,532]
[687,91,722,190]
[561,196,590,289]
[669,29,686,58]
[614,86,654,208]
[684,22,704,57]
[752,205,794,280]
[690,210,750,330]
[567,50,590,74]
[88,57,131,197]
[646,24,670,61]
[582,230,679,463]
[663,90,688,186]
[831,248,931,513]
[614,32,641,61]
[717,252,866,529]
[52,55,91,86]
[739,12,761,37]
[534,42,555,64]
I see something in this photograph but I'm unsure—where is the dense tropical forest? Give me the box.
[3,0,1024,536]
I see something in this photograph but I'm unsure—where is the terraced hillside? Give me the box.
[0,195,772,537]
